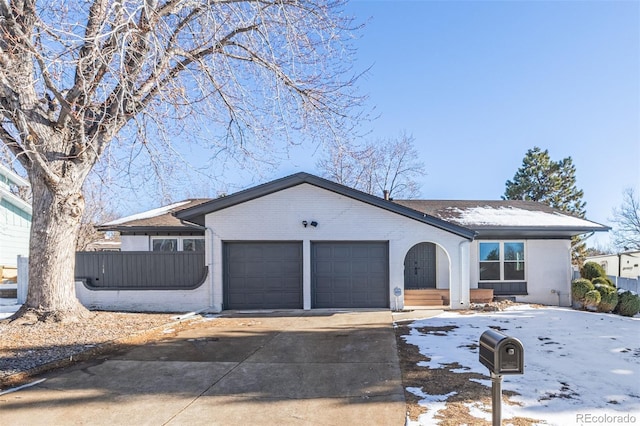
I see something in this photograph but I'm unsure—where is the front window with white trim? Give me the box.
[479,241,525,281]
[151,236,204,252]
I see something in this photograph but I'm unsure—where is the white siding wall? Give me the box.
[589,255,620,277]
[0,201,30,267]
[120,235,150,251]
[469,239,572,306]
[585,253,640,279]
[204,184,471,312]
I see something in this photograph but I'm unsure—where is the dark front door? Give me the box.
[404,243,437,289]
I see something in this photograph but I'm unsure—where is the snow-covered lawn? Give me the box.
[403,305,640,426]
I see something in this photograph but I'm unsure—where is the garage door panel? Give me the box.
[224,242,303,310]
[332,261,352,274]
[314,245,332,257]
[369,263,387,274]
[351,261,370,274]
[351,246,372,258]
[333,246,352,257]
[315,261,333,274]
[312,242,389,309]
[351,278,370,291]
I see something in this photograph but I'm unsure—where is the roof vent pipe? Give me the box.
[383,190,390,200]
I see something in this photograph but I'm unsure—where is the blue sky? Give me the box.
[272,0,639,248]
[116,0,639,249]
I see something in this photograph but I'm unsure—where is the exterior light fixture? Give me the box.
[302,220,308,227]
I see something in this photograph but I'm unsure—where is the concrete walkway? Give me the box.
[0,310,406,425]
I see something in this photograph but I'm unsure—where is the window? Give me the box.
[151,237,204,252]
[183,238,205,252]
[152,238,178,252]
[479,241,525,281]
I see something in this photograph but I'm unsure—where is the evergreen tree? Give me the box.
[504,147,588,265]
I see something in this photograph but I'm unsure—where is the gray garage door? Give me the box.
[312,242,389,308]
[224,242,303,310]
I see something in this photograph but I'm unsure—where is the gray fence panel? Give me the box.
[76,251,207,290]
[573,270,639,293]
[17,255,28,304]
[610,275,639,294]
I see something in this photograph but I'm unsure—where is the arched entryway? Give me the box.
[403,242,451,307]
[404,242,437,289]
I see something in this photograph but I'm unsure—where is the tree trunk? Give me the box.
[13,171,90,322]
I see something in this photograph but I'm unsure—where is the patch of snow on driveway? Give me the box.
[403,305,640,426]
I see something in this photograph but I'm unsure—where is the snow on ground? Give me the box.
[403,305,640,426]
[0,298,19,320]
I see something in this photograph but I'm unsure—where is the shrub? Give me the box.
[583,290,601,310]
[596,285,618,312]
[615,291,640,317]
[580,262,606,280]
[572,278,594,303]
[592,276,615,288]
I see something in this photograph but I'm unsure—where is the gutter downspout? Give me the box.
[459,239,468,307]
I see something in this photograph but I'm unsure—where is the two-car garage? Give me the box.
[224,241,389,310]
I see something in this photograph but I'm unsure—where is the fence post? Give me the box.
[17,255,28,304]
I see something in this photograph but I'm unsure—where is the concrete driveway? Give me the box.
[0,310,406,425]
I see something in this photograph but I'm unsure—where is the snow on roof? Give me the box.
[449,206,603,228]
[102,200,192,226]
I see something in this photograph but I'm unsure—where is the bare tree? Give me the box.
[317,132,425,199]
[611,188,640,251]
[0,0,363,322]
[75,176,118,251]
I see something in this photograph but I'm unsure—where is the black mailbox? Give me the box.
[479,329,524,375]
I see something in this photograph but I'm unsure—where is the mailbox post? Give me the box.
[479,329,524,426]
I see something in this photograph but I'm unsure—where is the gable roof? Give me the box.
[176,172,478,240]
[393,200,609,238]
[98,199,209,234]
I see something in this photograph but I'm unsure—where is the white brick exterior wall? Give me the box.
[76,281,210,313]
[469,239,572,306]
[77,182,579,312]
[204,184,471,312]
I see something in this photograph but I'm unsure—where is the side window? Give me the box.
[152,238,177,252]
[479,242,500,280]
[479,241,525,281]
[183,238,205,252]
[504,242,525,280]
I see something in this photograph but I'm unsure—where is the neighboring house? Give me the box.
[0,164,31,269]
[96,199,210,252]
[84,235,122,252]
[80,172,608,313]
[584,251,640,279]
